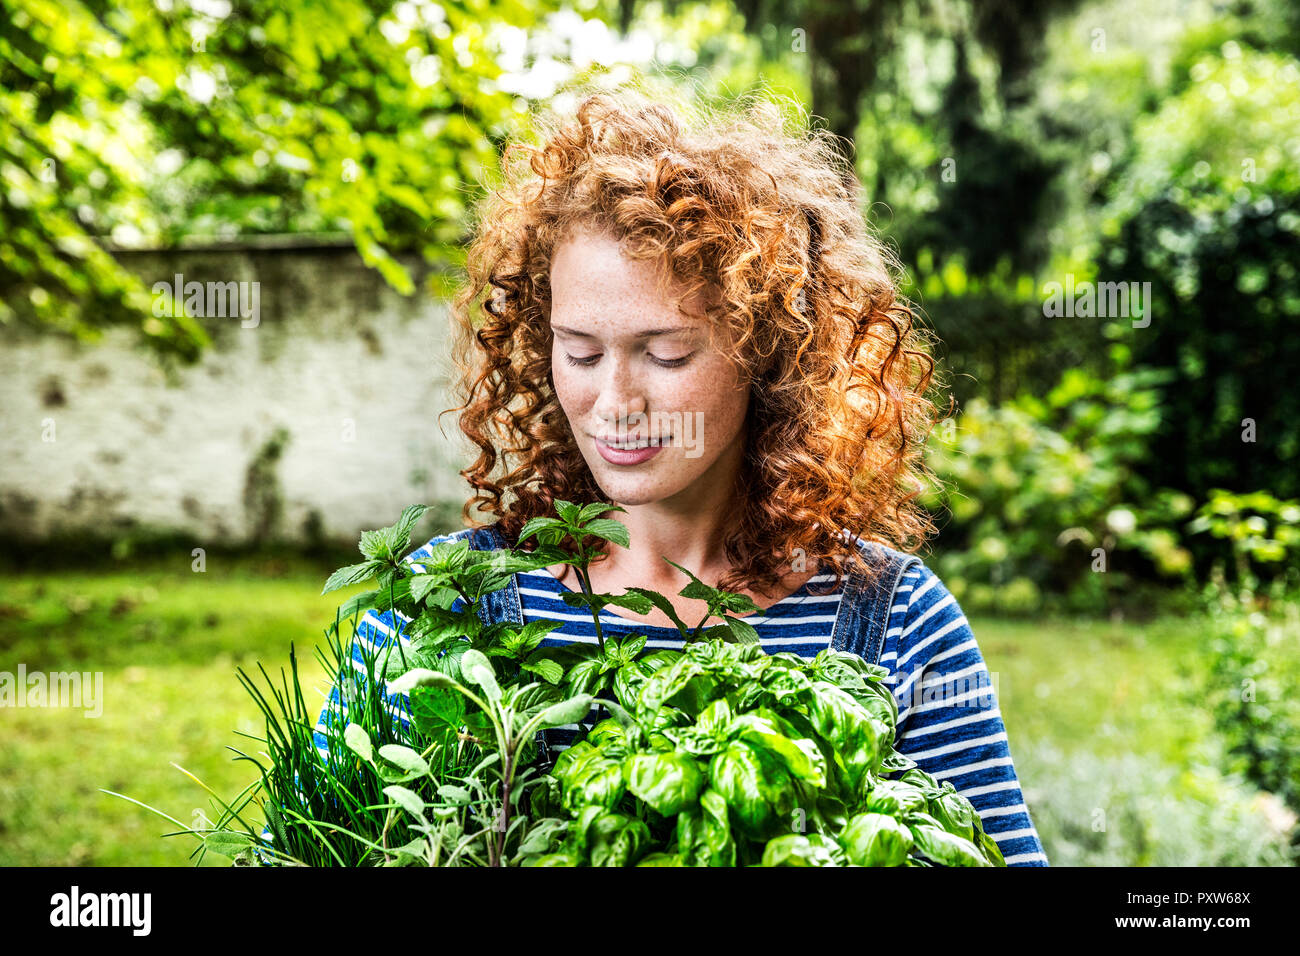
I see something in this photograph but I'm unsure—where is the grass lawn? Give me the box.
[0,554,348,866]
[970,613,1215,767]
[0,555,1232,865]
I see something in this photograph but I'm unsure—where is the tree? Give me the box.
[0,0,554,360]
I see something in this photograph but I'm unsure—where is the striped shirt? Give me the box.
[312,530,1049,866]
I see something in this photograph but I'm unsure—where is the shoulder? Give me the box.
[838,532,926,597]
[833,528,967,652]
[884,558,977,667]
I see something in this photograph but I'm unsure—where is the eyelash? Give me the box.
[564,353,692,369]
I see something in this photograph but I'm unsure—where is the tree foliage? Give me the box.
[0,0,554,359]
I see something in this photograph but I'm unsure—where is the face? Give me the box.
[548,224,751,507]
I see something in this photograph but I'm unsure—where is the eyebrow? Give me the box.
[551,325,695,339]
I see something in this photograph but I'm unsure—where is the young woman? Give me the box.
[316,87,1048,866]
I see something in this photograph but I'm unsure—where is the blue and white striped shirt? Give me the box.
[313,529,1049,866]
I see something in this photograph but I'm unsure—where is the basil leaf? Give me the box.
[841,812,914,866]
[623,752,703,816]
[761,833,841,867]
[708,740,795,840]
[911,825,992,867]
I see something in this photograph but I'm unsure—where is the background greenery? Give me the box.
[2,0,1298,865]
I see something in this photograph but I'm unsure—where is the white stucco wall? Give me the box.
[0,241,482,546]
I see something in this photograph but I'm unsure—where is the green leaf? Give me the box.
[581,808,650,867]
[535,694,595,728]
[515,818,569,860]
[460,649,501,706]
[409,573,453,605]
[386,838,428,866]
[383,785,426,820]
[359,528,390,562]
[928,790,978,844]
[322,561,381,595]
[623,752,703,816]
[521,658,565,685]
[372,575,414,612]
[724,615,761,645]
[623,587,691,636]
[560,591,607,611]
[436,784,472,805]
[577,502,622,523]
[410,685,466,740]
[378,744,430,777]
[387,668,458,694]
[708,740,796,839]
[662,557,716,602]
[841,812,914,866]
[203,831,254,859]
[554,744,626,813]
[761,833,841,867]
[699,788,736,866]
[910,825,991,867]
[518,516,565,545]
[636,852,686,866]
[807,682,890,795]
[729,713,827,786]
[579,518,630,549]
[717,590,764,616]
[343,723,373,763]
[564,658,605,696]
[865,780,928,816]
[383,504,430,556]
[511,620,565,655]
[604,591,655,615]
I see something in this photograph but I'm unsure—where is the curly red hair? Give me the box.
[441,81,950,596]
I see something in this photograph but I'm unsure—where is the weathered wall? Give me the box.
[0,241,481,547]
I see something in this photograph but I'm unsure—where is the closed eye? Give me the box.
[563,353,694,369]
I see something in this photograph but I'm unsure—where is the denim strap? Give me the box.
[465,524,524,627]
[828,541,923,667]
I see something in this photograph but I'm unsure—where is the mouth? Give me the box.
[593,434,672,449]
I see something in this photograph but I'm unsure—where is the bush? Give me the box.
[1187,488,1300,602]
[1099,45,1300,503]
[1201,600,1300,823]
[923,365,1196,615]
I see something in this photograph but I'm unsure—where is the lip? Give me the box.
[593,434,670,465]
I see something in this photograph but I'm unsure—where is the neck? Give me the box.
[595,440,745,589]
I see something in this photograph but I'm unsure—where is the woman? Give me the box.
[316,86,1048,866]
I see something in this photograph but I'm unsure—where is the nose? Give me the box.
[592,358,648,431]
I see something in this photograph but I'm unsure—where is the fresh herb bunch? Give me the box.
[110,500,1004,867]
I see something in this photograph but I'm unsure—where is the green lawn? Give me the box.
[971,613,1213,765]
[0,555,346,866]
[0,557,1285,865]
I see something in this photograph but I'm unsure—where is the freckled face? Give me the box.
[549,226,751,507]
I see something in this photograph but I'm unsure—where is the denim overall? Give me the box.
[462,524,921,768]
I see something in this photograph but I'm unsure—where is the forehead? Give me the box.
[549,225,711,336]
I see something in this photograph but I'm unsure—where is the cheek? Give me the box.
[550,358,586,416]
[684,363,748,433]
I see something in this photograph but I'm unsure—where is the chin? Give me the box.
[594,484,668,507]
[593,470,708,508]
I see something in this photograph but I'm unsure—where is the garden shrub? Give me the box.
[923,366,1196,616]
